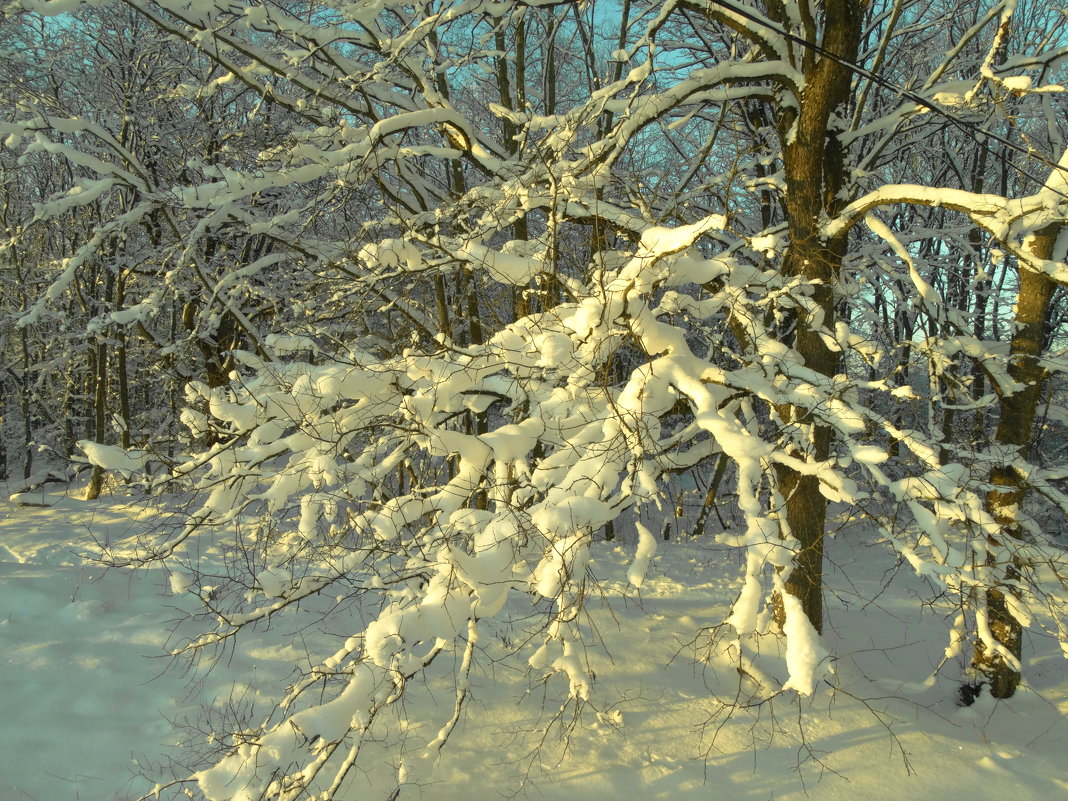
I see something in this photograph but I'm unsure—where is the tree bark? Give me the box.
[770,0,863,634]
[972,223,1061,698]
[84,336,109,500]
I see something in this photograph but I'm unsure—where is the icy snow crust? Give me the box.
[3,485,1068,801]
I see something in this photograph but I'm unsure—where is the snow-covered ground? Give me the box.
[3,483,1067,801]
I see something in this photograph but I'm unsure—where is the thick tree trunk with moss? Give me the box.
[973,223,1061,697]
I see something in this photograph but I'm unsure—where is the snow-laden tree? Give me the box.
[0,3,344,485]
[5,0,1068,798]
[0,6,215,481]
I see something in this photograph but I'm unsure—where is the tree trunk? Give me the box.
[972,223,1061,698]
[85,266,116,500]
[770,0,863,634]
[115,272,132,450]
[84,337,109,500]
[20,326,33,481]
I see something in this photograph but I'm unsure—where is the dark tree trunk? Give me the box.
[769,0,863,633]
[973,223,1061,698]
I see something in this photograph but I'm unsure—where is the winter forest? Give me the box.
[2,0,1068,799]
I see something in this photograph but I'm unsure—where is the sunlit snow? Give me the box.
[3,482,1067,801]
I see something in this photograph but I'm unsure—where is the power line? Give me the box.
[703,0,1068,196]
